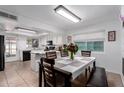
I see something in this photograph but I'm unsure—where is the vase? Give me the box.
[70,52,74,60]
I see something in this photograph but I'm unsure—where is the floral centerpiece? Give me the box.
[63,43,78,60]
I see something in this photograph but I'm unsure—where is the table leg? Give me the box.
[93,61,96,70]
[88,66,90,73]
[39,62,42,87]
[64,74,72,87]
[85,68,88,83]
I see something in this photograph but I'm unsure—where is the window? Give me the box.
[6,37,17,57]
[76,42,87,51]
[75,41,104,52]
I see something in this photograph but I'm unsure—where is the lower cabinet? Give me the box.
[23,50,31,61]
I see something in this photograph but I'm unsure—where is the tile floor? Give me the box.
[0,61,39,87]
[0,61,123,87]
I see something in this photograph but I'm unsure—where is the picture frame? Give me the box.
[32,39,39,48]
[108,31,116,41]
[67,36,72,43]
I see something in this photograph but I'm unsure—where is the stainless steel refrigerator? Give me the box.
[0,35,5,71]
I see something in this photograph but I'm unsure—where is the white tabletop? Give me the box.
[55,56,95,80]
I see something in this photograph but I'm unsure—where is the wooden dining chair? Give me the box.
[46,51,57,59]
[81,50,91,72]
[81,50,91,57]
[60,50,69,57]
[81,50,92,84]
[41,58,65,87]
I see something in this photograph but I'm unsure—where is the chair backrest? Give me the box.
[41,58,56,87]
[81,51,91,57]
[46,51,57,59]
[60,50,69,57]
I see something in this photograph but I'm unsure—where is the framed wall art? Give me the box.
[32,39,39,48]
[67,36,72,43]
[108,31,116,41]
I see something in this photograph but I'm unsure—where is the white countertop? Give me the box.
[31,50,59,54]
[31,50,45,54]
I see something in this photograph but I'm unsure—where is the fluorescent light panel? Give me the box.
[54,5,81,23]
[6,31,34,36]
[38,33,48,36]
[16,27,36,34]
[6,29,48,37]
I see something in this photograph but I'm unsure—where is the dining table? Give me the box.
[39,56,96,87]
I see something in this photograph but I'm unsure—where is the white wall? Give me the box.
[73,31,105,41]
[17,36,28,61]
[68,19,122,74]
[39,32,65,46]
[121,6,124,57]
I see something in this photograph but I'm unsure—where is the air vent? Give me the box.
[0,11,17,20]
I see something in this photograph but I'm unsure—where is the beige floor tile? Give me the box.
[8,82,28,87]
[0,83,8,87]
[0,71,8,84]
[26,81,39,87]
[5,71,25,84]
[107,72,123,87]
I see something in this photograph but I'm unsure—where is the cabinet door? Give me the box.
[23,51,31,61]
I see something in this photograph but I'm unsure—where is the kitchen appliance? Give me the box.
[46,40,55,50]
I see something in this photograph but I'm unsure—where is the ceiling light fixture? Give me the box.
[15,27,36,34]
[6,31,34,36]
[54,5,81,23]
[38,33,48,36]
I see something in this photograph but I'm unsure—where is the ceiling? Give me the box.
[0,5,121,33]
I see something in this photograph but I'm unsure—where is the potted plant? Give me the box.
[63,43,78,60]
